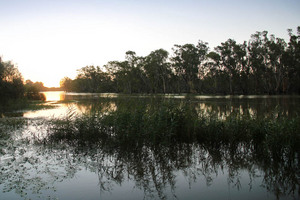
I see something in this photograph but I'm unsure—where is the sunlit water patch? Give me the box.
[42,91,66,102]
[24,103,76,119]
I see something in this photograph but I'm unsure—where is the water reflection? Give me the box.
[42,91,65,101]
[41,92,300,119]
[0,135,299,200]
[1,93,300,199]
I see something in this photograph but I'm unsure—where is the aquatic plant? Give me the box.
[40,99,300,155]
[1,98,300,200]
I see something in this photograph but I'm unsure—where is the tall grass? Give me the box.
[41,99,300,155]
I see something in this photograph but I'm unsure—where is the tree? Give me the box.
[24,80,46,100]
[215,39,248,94]
[60,77,73,92]
[266,35,287,94]
[248,31,272,94]
[105,51,146,93]
[144,49,170,93]
[75,66,110,92]
[0,58,24,101]
[285,27,300,93]
[56,26,300,95]
[171,41,208,93]
[248,31,288,94]
[203,51,223,93]
[106,61,130,93]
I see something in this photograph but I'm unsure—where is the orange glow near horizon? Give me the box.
[43,91,65,101]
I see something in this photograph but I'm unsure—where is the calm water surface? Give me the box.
[0,92,299,200]
[24,92,300,119]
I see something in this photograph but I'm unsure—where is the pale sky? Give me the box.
[0,0,299,87]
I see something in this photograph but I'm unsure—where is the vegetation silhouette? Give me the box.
[61,26,300,95]
[0,58,48,113]
[0,104,299,199]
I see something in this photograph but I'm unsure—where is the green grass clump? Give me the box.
[41,100,300,154]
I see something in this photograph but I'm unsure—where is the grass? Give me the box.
[0,99,56,118]
[36,99,299,198]
[0,99,29,113]
[39,99,300,155]
[1,97,299,199]
[0,117,28,155]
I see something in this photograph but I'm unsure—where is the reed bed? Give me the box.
[41,100,300,155]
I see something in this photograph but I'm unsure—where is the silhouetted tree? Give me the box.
[144,49,170,93]
[60,77,73,92]
[285,27,300,93]
[171,41,208,93]
[0,58,24,102]
[61,26,300,95]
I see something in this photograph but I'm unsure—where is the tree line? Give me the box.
[61,27,300,95]
[0,58,47,106]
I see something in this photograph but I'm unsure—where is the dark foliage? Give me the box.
[61,27,300,95]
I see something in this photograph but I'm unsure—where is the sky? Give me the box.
[0,0,299,87]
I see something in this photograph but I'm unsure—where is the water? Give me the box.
[26,92,300,119]
[0,92,299,200]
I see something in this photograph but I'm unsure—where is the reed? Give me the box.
[41,100,300,153]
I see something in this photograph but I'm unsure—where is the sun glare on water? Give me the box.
[42,91,65,101]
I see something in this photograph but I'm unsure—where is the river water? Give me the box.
[0,92,299,200]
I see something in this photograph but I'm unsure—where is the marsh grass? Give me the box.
[37,99,300,198]
[40,99,300,156]
[0,118,27,134]
[0,99,28,113]
[0,99,56,118]
[0,117,28,156]
[1,97,299,199]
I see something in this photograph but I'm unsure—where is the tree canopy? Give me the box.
[0,58,47,105]
[61,26,300,95]
[0,59,24,102]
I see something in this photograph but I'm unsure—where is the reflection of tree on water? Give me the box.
[66,96,300,120]
[1,99,300,200]
[2,134,299,199]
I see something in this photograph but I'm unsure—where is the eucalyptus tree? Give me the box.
[248,31,273,94]
[56,26,300,95]
[248,31,290,94]
[285,27,300,93]
[204,51,225,93]
[124,51,148,93]
[75,65,110,92]
[105,61,126,92]
[60,77,73,92]
[215,39,249,94]
[171,41,208,93]
[105,51,146,93]
[105,60,134,93]
[266,35,287,94]
[143,49,170,93]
